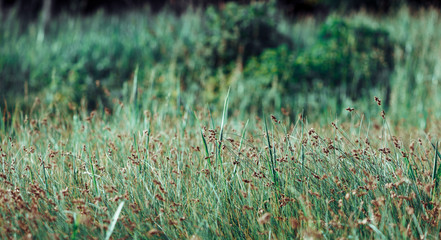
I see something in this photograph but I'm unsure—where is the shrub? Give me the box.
[245,17,394,98]
[294,17,394,98]
[203,2,289,69]
[241,16,395,115]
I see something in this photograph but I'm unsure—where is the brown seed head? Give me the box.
[374,97,381,106]
[258,212,272,225]
[147,228,162,237]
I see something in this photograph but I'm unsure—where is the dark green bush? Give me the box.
[244,17,394,100]
[295,17,394,99]
[240,16,395,115]
[168,2,290,99]
[239,45,295,113]
[203,2,289,69]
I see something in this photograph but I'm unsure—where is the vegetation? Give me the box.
[1,1,441,239]
[1,92,441,239]
[2,3,441,124]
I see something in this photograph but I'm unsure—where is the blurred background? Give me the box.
[1,0,441,126]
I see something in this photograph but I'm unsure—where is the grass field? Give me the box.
[1,91,441,239]
[2,2,441,239]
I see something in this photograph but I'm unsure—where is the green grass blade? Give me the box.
[88,147,99,196]
[232,119,249,176]
[432,142,440,197]
[0,106,4,135]
[104,201,125,240]
[70,213,79,240]
[130,65,139,105]
[144,125,151,172]
[264,115,278,187]
[217,87,230,171]
[42,156,49,192]
[368,224,387,240]
[193,111,211,167]
[201,129,211,167]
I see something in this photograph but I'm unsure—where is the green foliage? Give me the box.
[244,45,295,87]
[2,4,441,124]
[1,2,288,111]
[203,2,286,68]
[241,17,394,114]
[0,13,149,110]
[295,17,394,98]
[245,17,394,95]
[241,45,295,112]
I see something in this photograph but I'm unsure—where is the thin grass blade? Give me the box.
[104,201,125,240]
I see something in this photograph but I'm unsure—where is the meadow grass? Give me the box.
[2,3,441,239]
[1,94,441,239]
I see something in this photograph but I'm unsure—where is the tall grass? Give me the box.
[0,92,440,239]
[1,5,441,238]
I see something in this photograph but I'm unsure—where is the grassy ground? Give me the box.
[2,3,441,240]
[1,93,441,239]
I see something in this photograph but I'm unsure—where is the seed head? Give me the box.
[258,212,272,225]
[374,97,381,106]
[147,229,162,237]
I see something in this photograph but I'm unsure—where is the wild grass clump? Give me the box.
[0,94,440,239]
